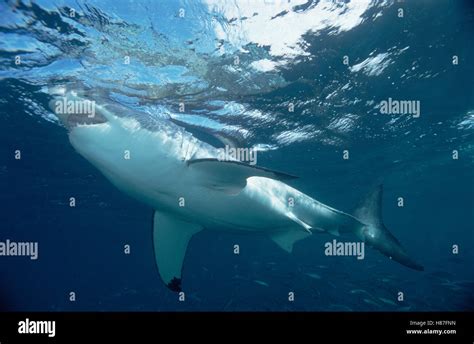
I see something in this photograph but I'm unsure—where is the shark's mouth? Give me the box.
[49,92,108,129]
[52,109,108,130]
[64,112,108,128]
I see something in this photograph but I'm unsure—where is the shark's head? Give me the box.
[48,87,108,129]
[355,185,424,271]
[47,86,128,175]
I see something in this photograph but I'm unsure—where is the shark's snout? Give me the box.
[49,93,107,129]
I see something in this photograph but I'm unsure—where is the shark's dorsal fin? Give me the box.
[152,211,202,292]
[187,158,297,194]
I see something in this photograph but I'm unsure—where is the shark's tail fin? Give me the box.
[354,185,424,271]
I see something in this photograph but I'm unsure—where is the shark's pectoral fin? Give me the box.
[152,211,202,292]
[187,158,297,194]
[270,230,312,253]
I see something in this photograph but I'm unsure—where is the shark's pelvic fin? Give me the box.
[270,230,312,253]
[152,211,202,292]
[187,158,298,194]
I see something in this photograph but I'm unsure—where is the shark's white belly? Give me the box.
[69,120,297,233]
[107,161,297,233]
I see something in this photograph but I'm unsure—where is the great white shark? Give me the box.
[49,88,424,292]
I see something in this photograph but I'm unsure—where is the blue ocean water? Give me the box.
[0,0,473,311]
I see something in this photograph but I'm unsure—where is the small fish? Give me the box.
[440,282,463,291]
[253,280,269,287]
[363,298,381,307]
[350,289,372,296]
[378,297,397,306]
[231,274,246,281]
[223,299,234,310]
[305,272,321,280]
[398,306,412,311]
